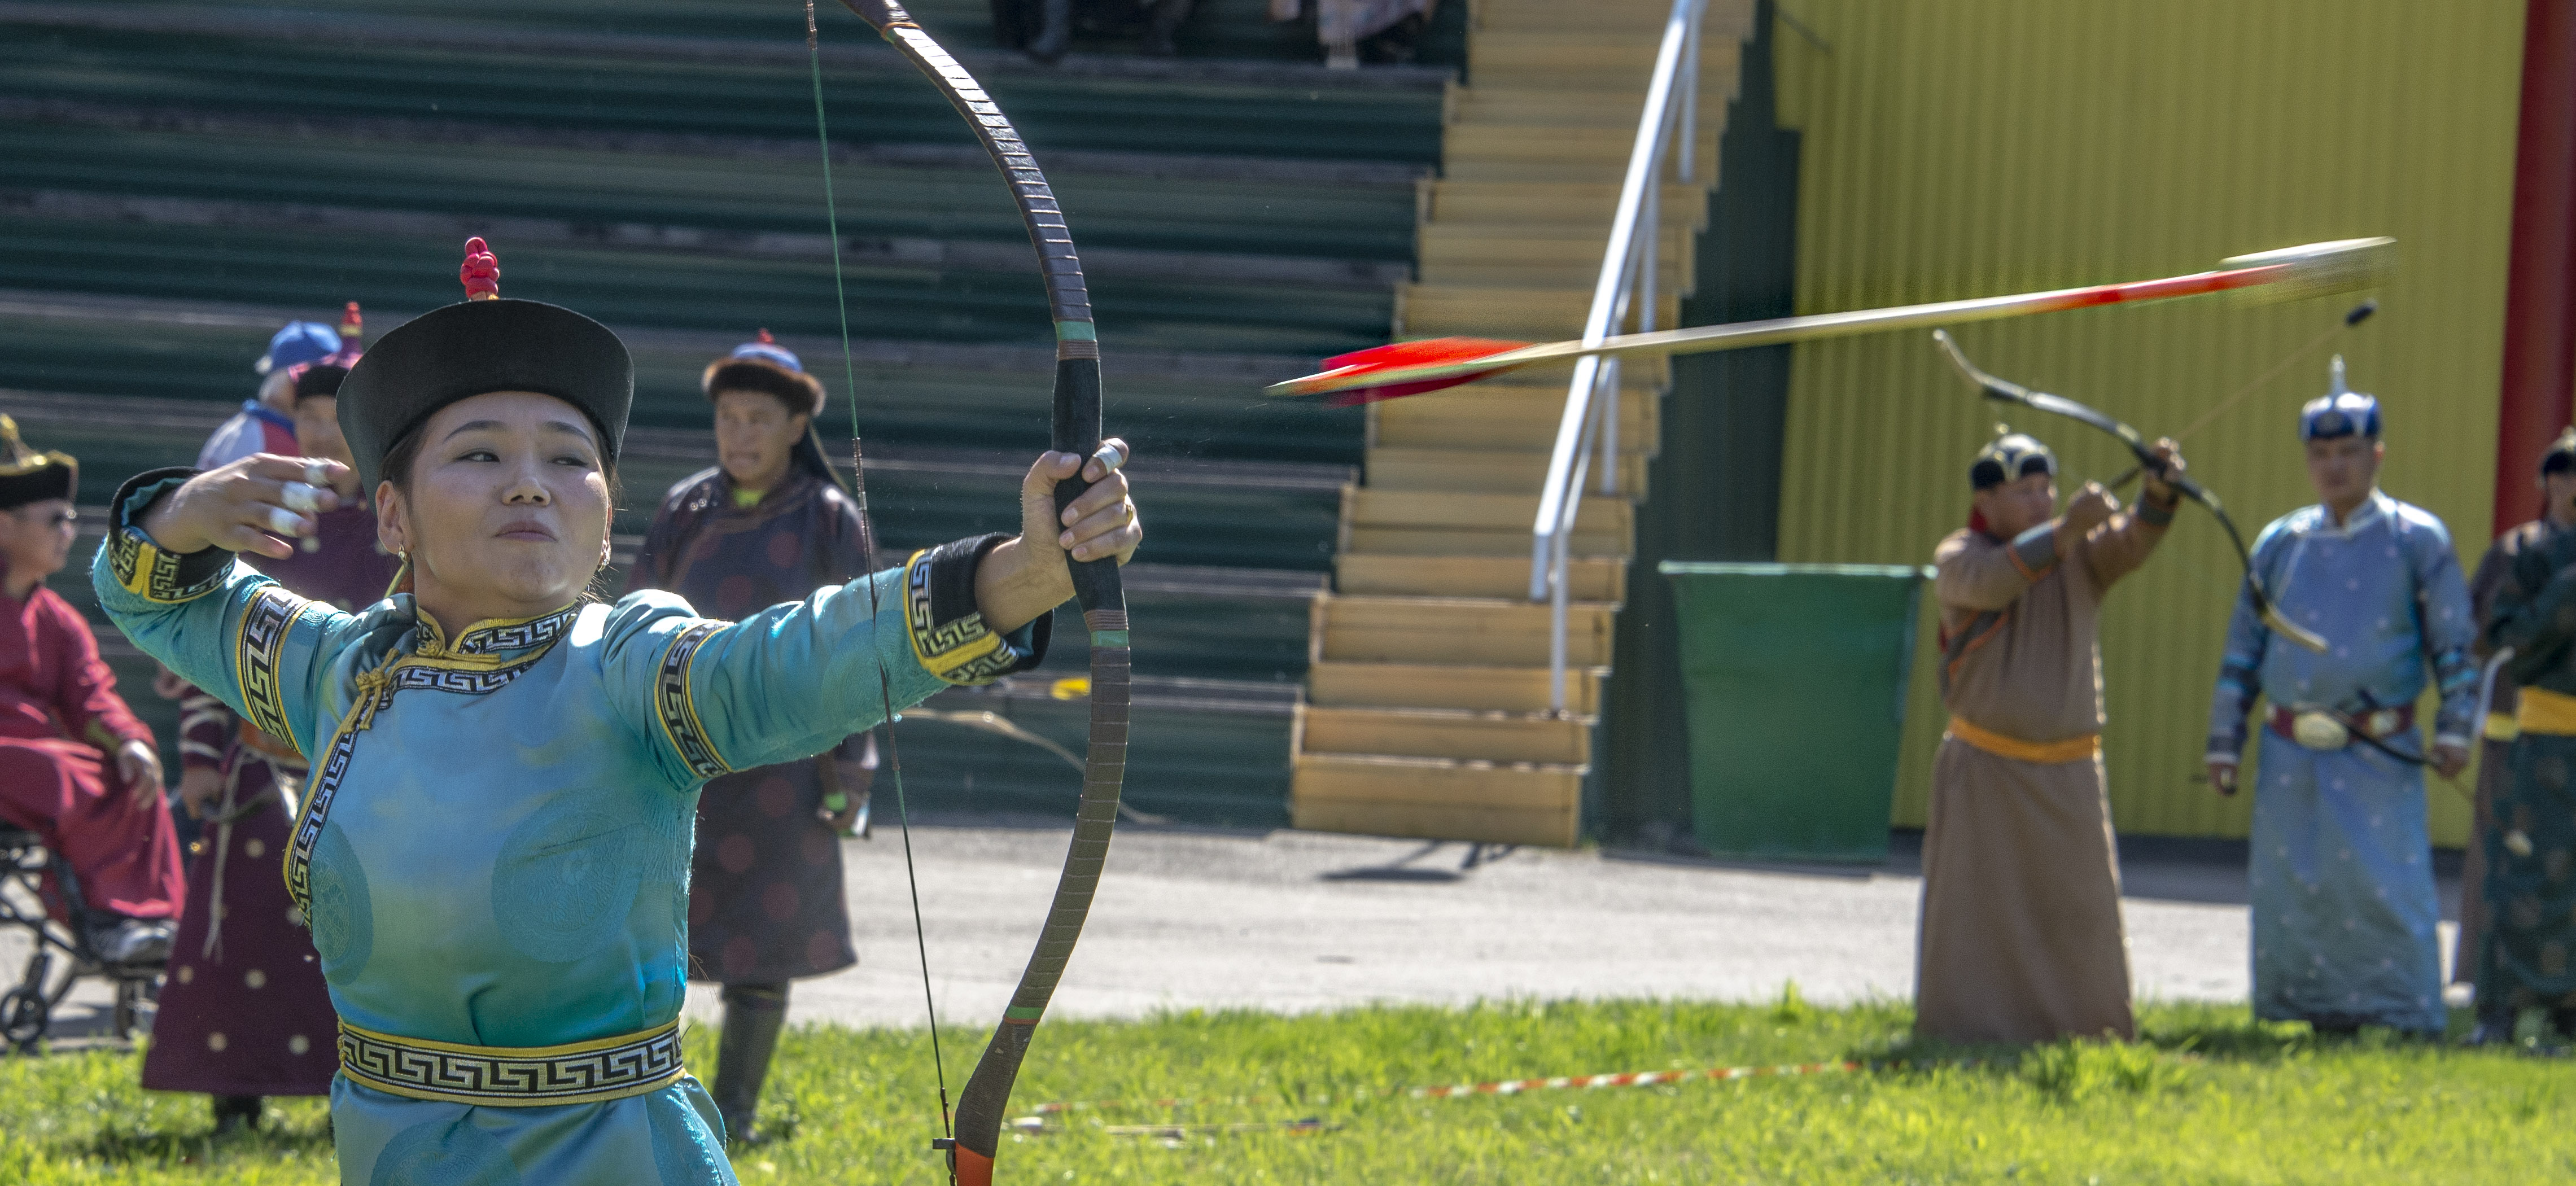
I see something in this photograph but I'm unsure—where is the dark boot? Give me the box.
[714,983,790,1144]
[211,1095,263,1135]
[1027,0,1072,63]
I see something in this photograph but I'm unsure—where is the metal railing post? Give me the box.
[1529,0,1700,718]
[1677,0,1703,183]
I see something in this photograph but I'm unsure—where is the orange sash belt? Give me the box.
[1946,716,2100,764]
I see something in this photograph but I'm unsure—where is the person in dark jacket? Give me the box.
[627,332,876,1141]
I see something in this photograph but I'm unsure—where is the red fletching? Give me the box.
[758,328,776,344]
[1306,337,1530,405]
[460,237,501,301]
[1324,370,1513,406]
[339,300,363,340]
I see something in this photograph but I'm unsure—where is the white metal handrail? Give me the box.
[1530,0,1706,715]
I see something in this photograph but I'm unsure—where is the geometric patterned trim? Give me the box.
[338,1018,686,1108]
[392,657,544,695]
[282,627,574,918]
[903,549,1020,685]
[235,585,311,758]
[451,605,581,657]
[107,527,228,604]
[654,621,731,780]
[283,676,394,919]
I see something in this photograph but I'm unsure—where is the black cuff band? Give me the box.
[106,466,229,603]
[903,533,1050,685]
[2137,496,2177,527]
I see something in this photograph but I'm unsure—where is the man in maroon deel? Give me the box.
[0,414,182,962]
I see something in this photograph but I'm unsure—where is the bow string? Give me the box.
[1932,330,2331,654]
[807,4,1132,1183]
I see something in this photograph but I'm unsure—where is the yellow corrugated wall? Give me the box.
[1766,1,2526,842]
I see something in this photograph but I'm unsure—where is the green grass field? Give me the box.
[4,994,2570,1183]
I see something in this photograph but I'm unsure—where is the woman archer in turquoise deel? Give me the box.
[93,239,1143,1185]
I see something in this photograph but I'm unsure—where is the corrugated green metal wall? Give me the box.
[1766,1,2525,841]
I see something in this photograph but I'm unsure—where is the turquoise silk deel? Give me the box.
[95,493,955,1185]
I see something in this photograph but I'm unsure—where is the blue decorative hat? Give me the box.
[257,321,343,375]
[2299,356,2381,441]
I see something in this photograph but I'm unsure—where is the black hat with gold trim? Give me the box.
[0,415,75,510]
[337,238,631,491]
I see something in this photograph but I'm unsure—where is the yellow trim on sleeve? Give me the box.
[2517,687,2576,737]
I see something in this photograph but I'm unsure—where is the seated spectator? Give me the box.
[0,415,181,963]
[993,0,1196,61]
[197,304,361,472]
[1282,0,1433,67]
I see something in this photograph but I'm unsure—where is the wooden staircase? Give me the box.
[1292,0,1756,847]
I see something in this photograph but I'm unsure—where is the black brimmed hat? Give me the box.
[0,415,76,510]
[337,238,631,491]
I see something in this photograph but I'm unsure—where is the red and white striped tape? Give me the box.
[1026,1058,1869,1117]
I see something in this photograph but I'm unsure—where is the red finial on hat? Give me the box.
[460,238,501,301]
[339,301,363,340]
[757,329,775,343]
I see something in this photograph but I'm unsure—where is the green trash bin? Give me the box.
[1659,562,1932,863]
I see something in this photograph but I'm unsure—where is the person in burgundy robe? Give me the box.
[627,333,874,1143]
[145,353,395,1133]
[0,415,181,963]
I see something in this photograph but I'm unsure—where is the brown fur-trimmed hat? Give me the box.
[703,330,825,418]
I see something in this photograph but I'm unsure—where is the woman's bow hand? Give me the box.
[969,441,1142,633]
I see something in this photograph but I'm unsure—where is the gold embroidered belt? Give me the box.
[1945,716,2100,765]
[2519,686,2576,737]
[337,1018,685,1107]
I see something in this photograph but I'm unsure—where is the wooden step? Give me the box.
[1299,703,1590,764]
[1466,31,1677,72]
[1423,180,1712,229]
[1473,0,1757,34]
[1366,446,1650,494]
[1417,224,1697,292]
[1471,0,1682,25]
[1337,553,1627,602]
[1342,486,1632,558]
[1306,658,1604,715]
[1445,126,1721,175]
[1371,385,1659,452]
[1451,87,1735,131]
[1289,752,1582,847]
[1397,283,1680,340]
[1314,592,1617,667]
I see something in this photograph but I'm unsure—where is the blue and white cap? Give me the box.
[257,321,342,375]
[2299,356,2380,441]
[729,332,803,373]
